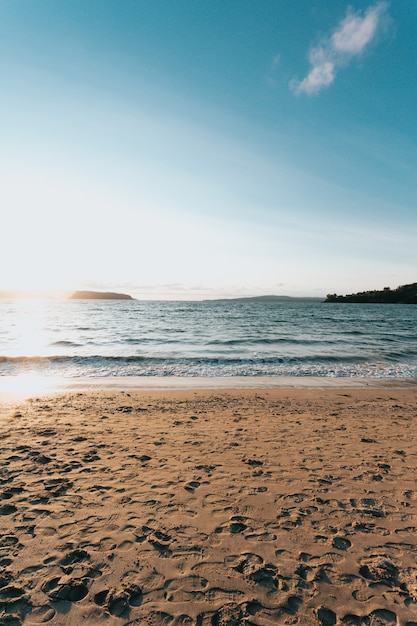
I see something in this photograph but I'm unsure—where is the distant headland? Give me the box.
[325,282,417,304]
[205,295,322,303]
[69,291,134,300]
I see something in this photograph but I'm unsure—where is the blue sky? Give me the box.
[1,0,416,298]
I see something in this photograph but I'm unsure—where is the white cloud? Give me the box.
[332,5,383,54]
[290,2,388,96]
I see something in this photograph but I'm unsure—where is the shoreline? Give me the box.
[1,376,416,424]
[43,374,417,390]
[1,374,417,403]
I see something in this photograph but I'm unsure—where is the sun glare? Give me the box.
[0,374,58,399]
[10,299,50,357]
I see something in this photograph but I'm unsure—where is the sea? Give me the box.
[1,298,417,379]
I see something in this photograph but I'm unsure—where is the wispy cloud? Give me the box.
[290,2,389,96]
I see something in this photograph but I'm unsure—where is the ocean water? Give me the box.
[1,298,417,378]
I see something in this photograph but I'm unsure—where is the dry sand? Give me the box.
[0,387,416,625]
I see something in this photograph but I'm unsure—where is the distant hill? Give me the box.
[325,282,417,304]
[69,291,134,300]
[206,295,322,303]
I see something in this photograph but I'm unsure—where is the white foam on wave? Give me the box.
[2,357,416,378]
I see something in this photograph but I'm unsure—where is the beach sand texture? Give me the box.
[0,389,416,625]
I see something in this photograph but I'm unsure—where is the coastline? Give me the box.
[1,384,416,624]
[34,374,417,390]
[1,376,416,419]
[1,374,417,403]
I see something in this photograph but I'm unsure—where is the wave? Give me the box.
[205,337,332,346]
[0,354,373,365]
[1,354,417,379]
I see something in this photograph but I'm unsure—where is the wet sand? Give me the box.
[0,386,416,625]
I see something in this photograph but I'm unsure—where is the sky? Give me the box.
[1,0,416,299]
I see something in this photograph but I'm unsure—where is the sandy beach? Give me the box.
[1,386,416,625]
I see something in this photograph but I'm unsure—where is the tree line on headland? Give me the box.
[325,282,417,304]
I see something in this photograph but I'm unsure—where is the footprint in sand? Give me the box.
[124,610,175,625]
[118,539,135,551]
[43,477,73,497]
[184,480,201,493]
[395,525,417,535]
[0,503,17,515]
[1,486,24,499]
[317,607,337,625]
[149,538,172,556]
[363,609,397,625]
[341,614,362,624]
[0,535,19,548]
[20,564,46,577]
[146,529,172,555]
[228,515,250,534]
[332,536,352,551]
[284,492,305,503]
[320,552,345,565]
[243,458,264,470]
[95,536,117,551]
[0,585,26,602]
[227,552,263,572]
[209,602,245,625]
[352,587,376,602]
[358,557,399,586]
[299,505,318,515]
[203,587,245,606]
[172,616,193,625]
[229,553,282,591]
[94,584,143,617]
[131,565,165,592]
[164,575,208,602]
[0,572,13,589]
[51,579,89,602]
[246,530,277,542]
[25,604,56,623]
[107,591,130,617]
